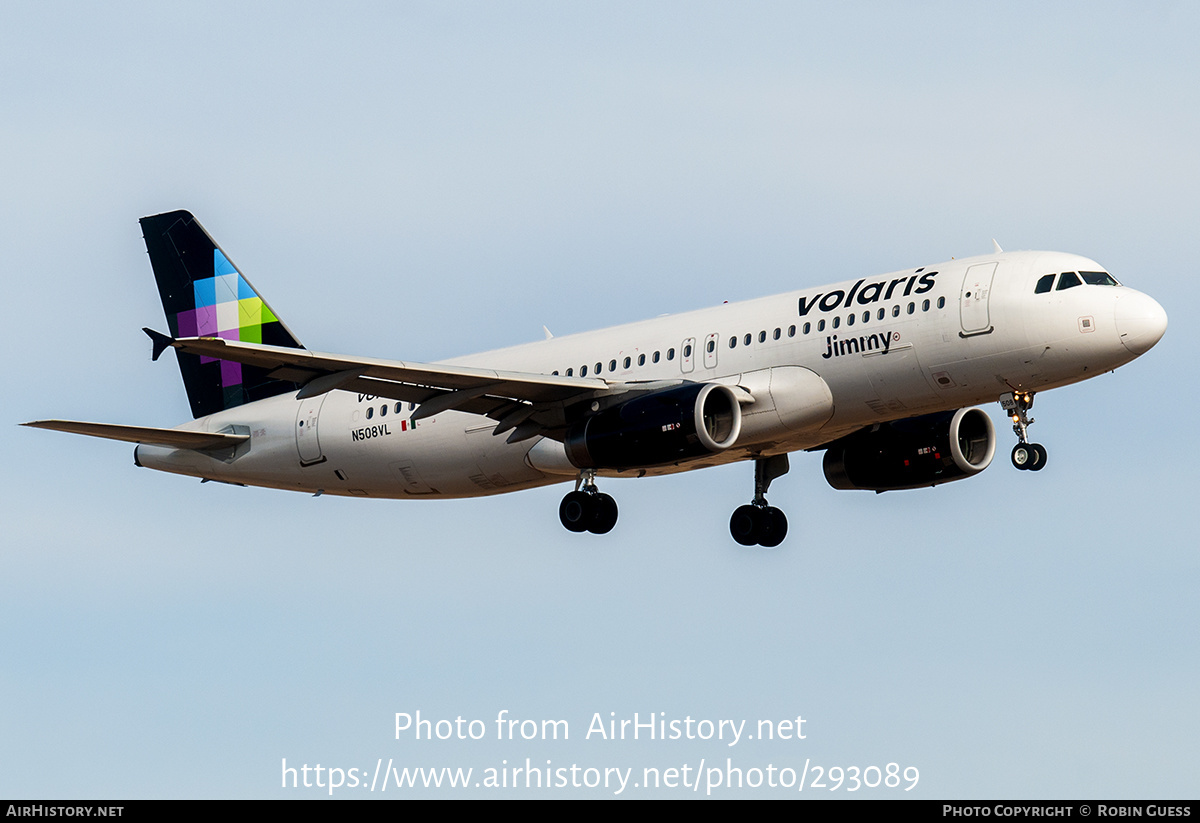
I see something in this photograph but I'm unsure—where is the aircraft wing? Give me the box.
[153,333,632,441]
[21,420,248,450]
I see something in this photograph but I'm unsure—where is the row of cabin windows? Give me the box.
[558,346,676,377]
[1034,270,1121,294]
[365,401,418,420]
[724,325,797,350]
[799,295,947,335]
[553,324,799,377]
[549,295,949,376]
[359,294,956,414]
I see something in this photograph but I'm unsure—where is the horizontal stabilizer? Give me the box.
[22,420,248,450]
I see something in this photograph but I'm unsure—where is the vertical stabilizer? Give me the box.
[140,210,304,418]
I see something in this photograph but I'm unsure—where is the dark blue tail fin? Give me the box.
[140,210,304,418]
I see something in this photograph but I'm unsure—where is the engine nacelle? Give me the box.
[822,407,996,491]
[564,383,741,469]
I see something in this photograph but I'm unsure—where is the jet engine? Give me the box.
[822,407,996,491]
[564,382,741,469]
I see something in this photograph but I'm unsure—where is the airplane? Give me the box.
[24,210,1168,546]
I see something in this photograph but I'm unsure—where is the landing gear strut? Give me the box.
[1001,391,1047,472]
[729,454,790,547]
[559,470,618,534]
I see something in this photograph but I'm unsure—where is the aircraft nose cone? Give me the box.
[1114,289,1168,355]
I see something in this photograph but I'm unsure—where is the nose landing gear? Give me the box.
[1001,391,1047,471]
[559,470,618,534]
[729,454,790,547]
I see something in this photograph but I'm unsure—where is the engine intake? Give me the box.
[564,383,741,469]
[823,407,996,491]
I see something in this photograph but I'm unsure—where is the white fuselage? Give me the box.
[134,250,1163,498]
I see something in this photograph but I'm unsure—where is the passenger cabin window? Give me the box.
[1057,271,1082,290]
[667,348,675,360]
[892,305,900,317]
[566,368,573,376]
[744,333,752,346]
[580,365,588,376]
[638,354,646,366]
[1035,273,1056,294]
[653,351,660,363]
[846,313,855,326]
[758,331,766,343]
[623,356,631,368]
[729,336,736,348]
[609,359,617,372]
[773,328,781,340]
[788,325,796,337]
[937,296,946,308]
[683,344,692,358]
[706,340,715,353]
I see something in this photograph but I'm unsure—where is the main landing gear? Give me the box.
[729,454,790,548]
[559,470,618,534]
[1001,391,1047,472]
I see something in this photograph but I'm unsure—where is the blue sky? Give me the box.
[3,1,1197,798]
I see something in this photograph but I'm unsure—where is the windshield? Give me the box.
[1079,270,1120,286]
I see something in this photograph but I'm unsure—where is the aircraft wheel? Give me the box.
[1011,443,1034,470]
[757,507,788,548]
[730,505,761,546]
[559,491,594,533]
[588,493,618,534]
[1029,443,1048,471]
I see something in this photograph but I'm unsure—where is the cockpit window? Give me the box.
[1034,274,1055,294]
[1056,271,1082,290]
[1080,271,1120,286]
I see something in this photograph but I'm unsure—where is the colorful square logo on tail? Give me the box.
[171,249,280,386]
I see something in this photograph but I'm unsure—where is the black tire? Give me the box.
[1011,443,1033,470]
[730,505,761,546]
[588,493,618,534]
[1029,443,1048,472]
[757,507,788,548]
[559,491,594,532]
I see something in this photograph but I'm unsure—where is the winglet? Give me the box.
[143,327,175,362]
[992,239,1004,254]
